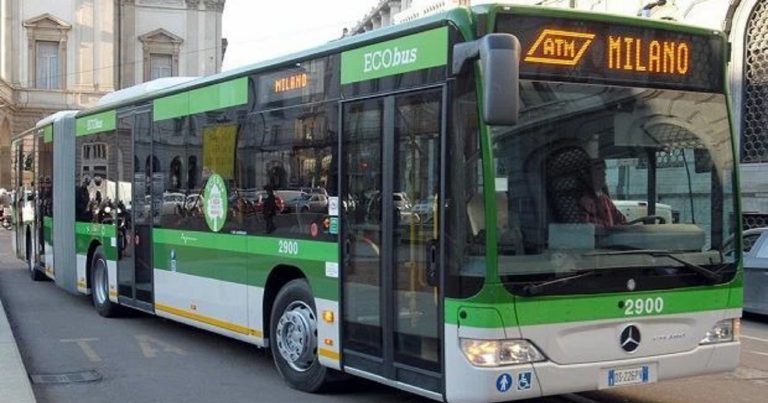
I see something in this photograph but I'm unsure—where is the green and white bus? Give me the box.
[10,4,742,402]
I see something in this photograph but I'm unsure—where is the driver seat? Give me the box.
[545,146,592,224]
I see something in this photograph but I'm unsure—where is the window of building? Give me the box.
[150,54,173,80]
[139,29,183,82]
[36,41,60,89]
[24,14,70,91]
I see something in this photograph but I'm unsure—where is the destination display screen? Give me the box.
[495,15,724,92]
[258,59,326,106]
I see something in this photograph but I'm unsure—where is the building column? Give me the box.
[389,1,402,19]
[0,116,11,189]
[120,0,137,88]
[380,10,391,27]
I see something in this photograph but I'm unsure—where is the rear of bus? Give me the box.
[444,6,740,402]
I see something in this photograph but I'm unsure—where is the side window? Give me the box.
[446,69,485,299]
[75,134,112,224]
[155,106,248,234]
[242,102,338,239]
[154,117,188,230]
[38,131,54,219]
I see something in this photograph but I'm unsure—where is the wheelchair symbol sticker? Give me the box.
[496,373,513,392]
[517,372,533,390]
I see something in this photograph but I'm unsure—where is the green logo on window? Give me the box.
[203,174,228,232]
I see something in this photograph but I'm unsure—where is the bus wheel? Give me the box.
[91,246,119,317]
[29,260,45,281]
[270,279,328,392]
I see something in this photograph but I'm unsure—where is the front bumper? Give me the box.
[445,325,739,403]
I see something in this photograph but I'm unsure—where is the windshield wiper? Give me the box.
[583,249,723,283]
[522,270,601,296]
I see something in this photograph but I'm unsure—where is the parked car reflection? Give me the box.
[285,192,328,213]
[727,227,768,315]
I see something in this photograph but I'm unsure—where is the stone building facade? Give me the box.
[0,0,226,189]
[350,0,470,35]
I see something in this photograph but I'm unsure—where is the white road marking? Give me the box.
[60,338,102,362]
[135,334,188,358]
[741,335,768,344]
[747,350,768,357]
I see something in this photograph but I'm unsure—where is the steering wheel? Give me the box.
[626,215,666,225]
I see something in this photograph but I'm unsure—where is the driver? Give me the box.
[579,158,626,227]
[547,147,626,228]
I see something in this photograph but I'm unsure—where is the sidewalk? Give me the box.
[0,298,36,403]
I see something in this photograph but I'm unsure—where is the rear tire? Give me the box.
[91,246,120,317]
[270,279,328,392]
[30,260,45,281]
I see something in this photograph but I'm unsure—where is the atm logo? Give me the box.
[525,29,596,66]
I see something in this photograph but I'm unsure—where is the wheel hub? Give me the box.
[94,260,107,305]
[275,301,317,372]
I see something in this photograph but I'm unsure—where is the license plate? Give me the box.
[607,366,650,387]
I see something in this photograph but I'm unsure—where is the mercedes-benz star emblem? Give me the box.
[620,325,641,353]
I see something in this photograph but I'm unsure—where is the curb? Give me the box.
[0,299,36,403]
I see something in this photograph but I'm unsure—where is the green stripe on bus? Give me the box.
[154,77,248,121]
[446,284,738,327]
[75,222,116,238]
[76,110,116,137]
[43,216,53,245]
[153,229,338,300]
[43,125,53,143]
[152,228,338,262]
[74,221,117,260]
[340,27,448,85]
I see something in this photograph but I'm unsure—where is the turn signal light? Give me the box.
[323,310,335,323]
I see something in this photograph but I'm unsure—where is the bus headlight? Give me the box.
[460,338,546,367]
[700,319,738,345]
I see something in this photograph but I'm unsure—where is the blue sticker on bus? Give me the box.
[496,373,513,393]
[517,372,532,390]
[329,217,339,234]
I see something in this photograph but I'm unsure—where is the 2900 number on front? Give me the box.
[623,297,664,316]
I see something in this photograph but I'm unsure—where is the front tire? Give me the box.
[91,246,120,317]
[270,279,328,392]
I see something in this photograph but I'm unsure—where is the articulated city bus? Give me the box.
[10,4,742,402]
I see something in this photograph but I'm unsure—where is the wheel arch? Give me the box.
[263,265,308,341]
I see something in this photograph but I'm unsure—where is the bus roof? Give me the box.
[96,77,198,106]
[77,3,724,118]
[36,110,78,129]
[12,110,78,141]
[76,6,474,117]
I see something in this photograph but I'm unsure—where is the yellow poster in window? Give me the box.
[202,124,237,179]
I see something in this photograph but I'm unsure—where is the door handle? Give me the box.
[343,235,353,274]
[425,239,438,287]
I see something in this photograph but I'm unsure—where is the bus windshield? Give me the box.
[490,81,737,296]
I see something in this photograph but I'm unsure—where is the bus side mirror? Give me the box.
[453,34,521,126]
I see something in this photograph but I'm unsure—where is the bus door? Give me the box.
[341,88,445,395]
[116,107,155,312]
